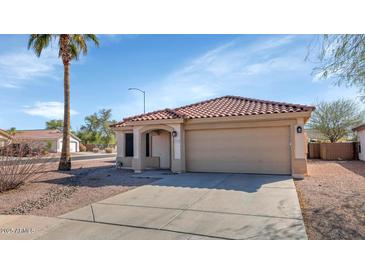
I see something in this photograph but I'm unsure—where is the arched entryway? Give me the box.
[138,124,174,171]
[143,129,171,169]
[115,123,184,173]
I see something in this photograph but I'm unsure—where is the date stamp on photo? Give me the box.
[0,227,35,234]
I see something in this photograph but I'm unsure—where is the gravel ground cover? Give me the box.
[295,160,365,240]
[0,159,156,217]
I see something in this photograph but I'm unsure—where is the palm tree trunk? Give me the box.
[58,61,71,170]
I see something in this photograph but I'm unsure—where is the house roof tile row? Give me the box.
[12,129,80,141]
[353,124,365,132]
[111,95,315,128]
[0,129,12,139]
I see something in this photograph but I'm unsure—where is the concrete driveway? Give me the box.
[0,172,306,239]
[49,172,306,240]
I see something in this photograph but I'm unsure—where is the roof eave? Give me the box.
[353,124,365,132]
[124,118,185,126]
[185,111,314,125]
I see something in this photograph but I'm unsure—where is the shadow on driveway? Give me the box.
[40,165,293,193]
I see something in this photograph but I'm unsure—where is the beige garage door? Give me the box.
[186,126,291,174]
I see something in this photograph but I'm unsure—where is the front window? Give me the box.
[146,133,150,157]
[125,133,134,157]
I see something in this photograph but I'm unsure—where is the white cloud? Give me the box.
[0,47,61,89]
[1,83,19,89]
[23,101,77,119]
[142,35,306,110]
[241,56,304,76]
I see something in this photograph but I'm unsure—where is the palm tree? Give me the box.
[28,34,99,170]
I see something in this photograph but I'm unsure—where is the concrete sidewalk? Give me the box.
[0,215,213,240]
[0,173,307,240]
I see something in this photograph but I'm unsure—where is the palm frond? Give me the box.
[70,34,99,57]
[72,34,88,55]
[27,34,53,57]
[28,34,99,60]
[83,34,100,47]
[69,43,79,60]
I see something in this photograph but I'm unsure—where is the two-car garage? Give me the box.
[185,126,291,175]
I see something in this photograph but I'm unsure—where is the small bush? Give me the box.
[92,147,99,153]
[0,141,54,192]
[79,143,86,152]
[105,147,113,153]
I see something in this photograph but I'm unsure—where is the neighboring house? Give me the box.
[12,129,80,153]
[353,124,365,161]
[111,95,315,179]
[0,129,12,147]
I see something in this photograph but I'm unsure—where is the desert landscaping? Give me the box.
[296,160,365,239]
[0,158,155,217]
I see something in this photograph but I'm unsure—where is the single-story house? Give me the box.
[12,129,80,153]
[111,95,315,178]
[353,124,365,161]
[0,129,11,147]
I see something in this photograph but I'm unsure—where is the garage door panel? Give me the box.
[186,127,290,174]
[59,141,78,153]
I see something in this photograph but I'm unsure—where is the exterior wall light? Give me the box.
[296,126,303,134]
[172,131,178,137]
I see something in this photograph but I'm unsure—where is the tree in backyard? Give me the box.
[78,113,100,144]
[45,119,64,131]
[308,99,364,143]
[77,109,117,145]
[309,35,365,102]
[7,127,16,135]
[28,34,99,170]
[98,109,117,145]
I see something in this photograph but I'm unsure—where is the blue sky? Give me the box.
[0,34,360,130]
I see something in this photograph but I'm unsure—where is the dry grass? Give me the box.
[295,160,365,240]
[0,158,156,217]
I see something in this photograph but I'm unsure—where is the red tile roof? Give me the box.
[0,129,12,139]
[111,95,315,128]
[13,129,80,141]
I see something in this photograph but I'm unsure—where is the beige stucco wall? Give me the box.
[116,156,133,167]
[292,159,308,177]
[290,122,308,178]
